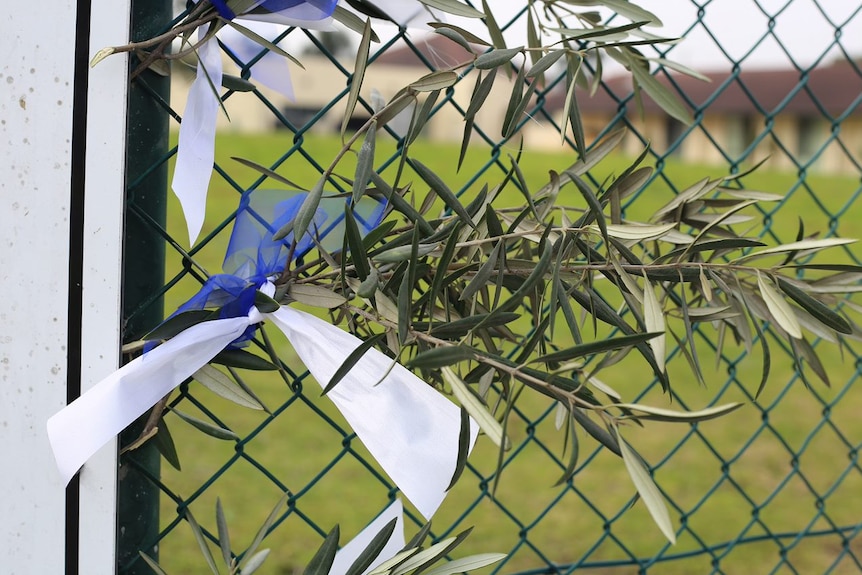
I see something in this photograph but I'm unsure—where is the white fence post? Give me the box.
[1,1,130,572]
[80,0,132,572]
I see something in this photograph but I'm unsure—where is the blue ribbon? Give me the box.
[163,188,386,347]
[208,0,338,21]
[209,0,237,20]
[249,0,338,19]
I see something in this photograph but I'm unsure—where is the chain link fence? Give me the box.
[118,2,862,574]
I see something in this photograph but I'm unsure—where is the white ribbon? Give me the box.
[170,0,445,247]
[330,500,405,575]
[172,12,334,246]
[269,307,477,519]
[172,29,223,246]
[48,296,475,518]
[47,313,255,485]
[220,22,296,100]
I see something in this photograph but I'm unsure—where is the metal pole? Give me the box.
[117,0,171,571]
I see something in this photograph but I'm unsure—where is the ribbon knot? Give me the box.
[165,188,384,347]
[49,188,476,520]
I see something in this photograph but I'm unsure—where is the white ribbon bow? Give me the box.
[48,284,476,519]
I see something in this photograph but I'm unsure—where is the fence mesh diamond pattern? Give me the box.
[118,2,862,574]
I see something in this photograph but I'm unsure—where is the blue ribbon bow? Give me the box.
[167,188,386,346]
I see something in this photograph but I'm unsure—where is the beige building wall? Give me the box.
[827,116,862,174]
[170,56,862,176]
[171,53,516,141]
[683,116,725,165]
[763,115,798,172]
[612,115,665,158]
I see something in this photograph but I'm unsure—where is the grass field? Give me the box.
[149,132,862,575]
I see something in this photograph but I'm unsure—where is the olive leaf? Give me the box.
[616,430,676,544]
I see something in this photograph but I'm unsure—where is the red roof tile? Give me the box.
[548,60,862,118]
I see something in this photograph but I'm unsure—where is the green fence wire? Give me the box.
[119,2,862,574]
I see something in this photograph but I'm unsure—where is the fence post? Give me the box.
[1,0,130,572]
[0,2,79,571]
[78,0,133,572]
[116,0,172,571]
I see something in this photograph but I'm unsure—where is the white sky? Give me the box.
[636,0,862,69]
[477,0,862,71]
[213,1,862,73]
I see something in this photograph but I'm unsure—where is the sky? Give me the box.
[634,0,862,70]
[472,0,862,71]
[188,1,862,74]
[308,1,862,77]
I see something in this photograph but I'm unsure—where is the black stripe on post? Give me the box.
[66,0,93,572]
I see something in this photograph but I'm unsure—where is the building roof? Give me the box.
[374,37,862,119]
[549,60,862,119]
[372,33,475,70]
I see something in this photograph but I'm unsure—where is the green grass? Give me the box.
[151,132,862,575]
